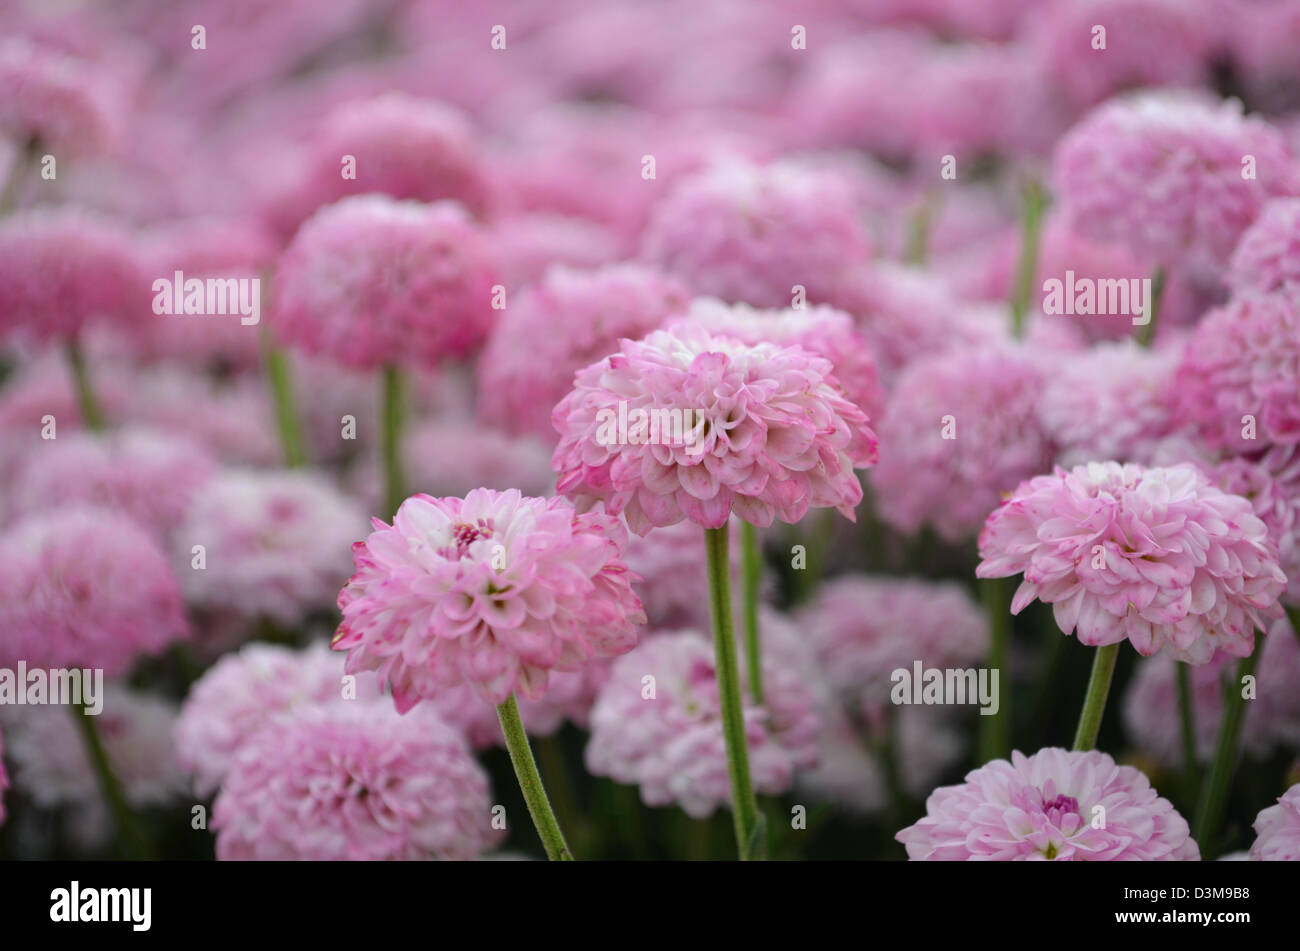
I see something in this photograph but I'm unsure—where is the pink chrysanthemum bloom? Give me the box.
[977,461,1286,663]
[585,631,819,817]
[1228,198,1300,295]
[871,345,1053,542]
[1209,447,1300,605]
[6,426,216,540]
[0,208,146,343]
[898,747,1199,860]
[640,157,872,308]
[670,298,885,422]
[1124,617,1300,766]
[1250,783,1300,861]
[211,703,502,861]
[300,93,491,217]
[553,323,878,533]
[0,35,126,154]
[1038,341,1179,467]
[272,195,498,371]
[174,641,382,797]
[0,506,188,676]
[174,469,367,628]
[797,575,988,713]
[333,488,645,709]
[477,264,690,438]
[1052,92,1300,278]
[1170,290,1300,453]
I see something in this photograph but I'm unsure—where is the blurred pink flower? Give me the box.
[272,194,498,371]
[0,506,188,676]
[0,35,128,154]
[1229,198,1300,295]
[477,264,689,438]
[585,630,819,817]
[485,213,618,289]
[212,703,502,860]
[977,461,1285,664]
[333,488,645,709]
[897,747,1199,860]
[1209,447,1300,605]
[1250,782,1300,861]
[553,323,878,533]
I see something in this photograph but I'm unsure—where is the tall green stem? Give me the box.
[704,525,764,860]
[1193,642,1262,859]
[71,707,150,859]
[263,340,307,467]
[1175,663,1199,797]
[1285,605,1300,650]
[495,695,574,861]
[1072,643,1120,751]
[741,522,764,705]
[978,576,1011,762]
[64,338,105,431]
[1010,178,1045,339]
[381,365,407,518]
[1136,267,1165,348]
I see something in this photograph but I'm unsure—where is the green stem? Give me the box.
[903,191,937,266]
[64,337,105,431]
[1072,643,1120,751]
[704,525,764,860]
[381,365,407,518]
[71,707,151,859]
[262,340,307,467]
[1136,267,1165,348]
[1285,605,1300,650]
[1193,642,1262,859]
[1010,178,1045,339]
[741,522,764,706]
[1175,662,1199,797]
[978,576,1011,762]
[0,136,38,215]
[495,695,574,861]
[868,710,909,830]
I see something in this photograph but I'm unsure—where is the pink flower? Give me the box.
[1229,198,1300,295]
[211,702,502,860]
[0,208,147,344]
[897,747,1200,860]
[333,489,645,709]
[552,323,878,533]
[0,506,188,676]
[174,641,381,797]
[1052,91,1300,278]
[871,345,1053,542]
[174,469,368,628]
[977,461,1286,664]
[0,35,127,154]
[640,157,872,308]
[477,264,690,438]
[1250,782,1300,861]
[1170,290,1300,453]
[271,195,498,371]
[671,298,885,423]
[485,213,618,289]
[585,631,819,817]
[6,426,216,540]
[1209,447,1300,605]
[797,575,988,713]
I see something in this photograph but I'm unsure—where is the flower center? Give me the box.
[442,518,494,560]
[1043,793,1079,816]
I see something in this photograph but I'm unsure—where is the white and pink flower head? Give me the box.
[1250,782,1300,861]
[977,461,1286,664]
[552,323,878,534]
[333,488,646,710]
[897,747,1199,860]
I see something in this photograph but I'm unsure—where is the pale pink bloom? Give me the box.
[797,575,988,713]
[553,323,878,533]
[0,506,188,676]
[272,195,498,371]
[6,426,216,540]
[1052,91,1300,278]
[898,747,1199,860]
[977,461,1286,664]
[1039,341,1179,467]
[585,631,820,817]
[640,157,872,308]
[0,208,147,343]
[212,702,502,860]
[1170,290,1300,453]
[871,345,1053,542]
[174,469,367,627]
[0,35,127,154]
[334,489,645,709]
[1229,198,1300,295]
[1209,447,1300,605]
[477,264,690,438]
[1250,782,1300,861]
[671,298,885,422]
